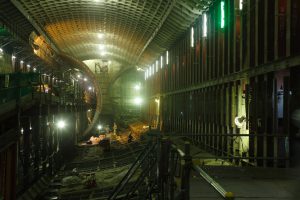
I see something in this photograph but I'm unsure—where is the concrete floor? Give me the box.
[170,138,300,200]
[195,167,300,200]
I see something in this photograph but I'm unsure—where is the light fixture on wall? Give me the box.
[134,97,143,105]
[57,120,66,129]
[134,83,141,91]
[221,1,225,29]
[203,13,207,37]
[235,116,246,128]
[239,0,243,10]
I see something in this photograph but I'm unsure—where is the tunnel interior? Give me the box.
[1,0,300,200]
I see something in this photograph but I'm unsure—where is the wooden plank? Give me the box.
[274,0,279,59]
[263,75,268,167]
[283,76,290,167]
[264,0,269,63]
[286,0,291,56]
[255,0,259,66]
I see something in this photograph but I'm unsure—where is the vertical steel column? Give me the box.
[22,117,31,186]
[169,149,176,200]
[181,142,191,200]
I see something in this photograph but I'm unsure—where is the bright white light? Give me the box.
[134,84,141,91]
[239,0,243,10]
[160,56,163,68]
[134,97,143,105]
[152,64,155,74]
[20,60,24,64]
[166,51,169,65]
[221,1,225,29]
[98,33,104,38]
[77,74,81,78]
[98,44,105,50]
[84,78,87,81]
[12,55,16,59]
[57,120,66,129]
[97,125,102,130]
[203,14,207,37]
[137,67,144,71]
[27,64,31,68]
[191,27,194,47]
[234,116,246,128]
[33,68,37,72]
[88,86,92,90]
[100,51,107,56]
[108,60,112,64]
[0,48,3,53]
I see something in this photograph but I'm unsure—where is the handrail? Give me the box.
[108,142,156,199]
[108,135,235,200]
[193,165,234,199]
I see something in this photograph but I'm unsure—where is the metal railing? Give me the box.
[108,140,158,200]
[108,132,234,200]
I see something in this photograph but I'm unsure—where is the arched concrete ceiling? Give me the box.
[1,0,214,136]
[10,0,214,68]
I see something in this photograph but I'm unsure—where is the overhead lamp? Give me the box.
[84,78,87,81]
[97,125,102,130]
[166,51,169,65]
[57,120,66,129]
[221,1,225,29]
[99,44,105,50]
[0,48,3,53]
[239,0,243,10]
[77,74,81,78]
[134,97,142,105]
[12,55,16,59]
[88,86,92,90]
[134,84,141,91]
[27,64,31,68]
[203,14,207,37]
[98,33,104,39]
[20,60,24,64]
[33,68,37,72]
[190,27,194,47]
